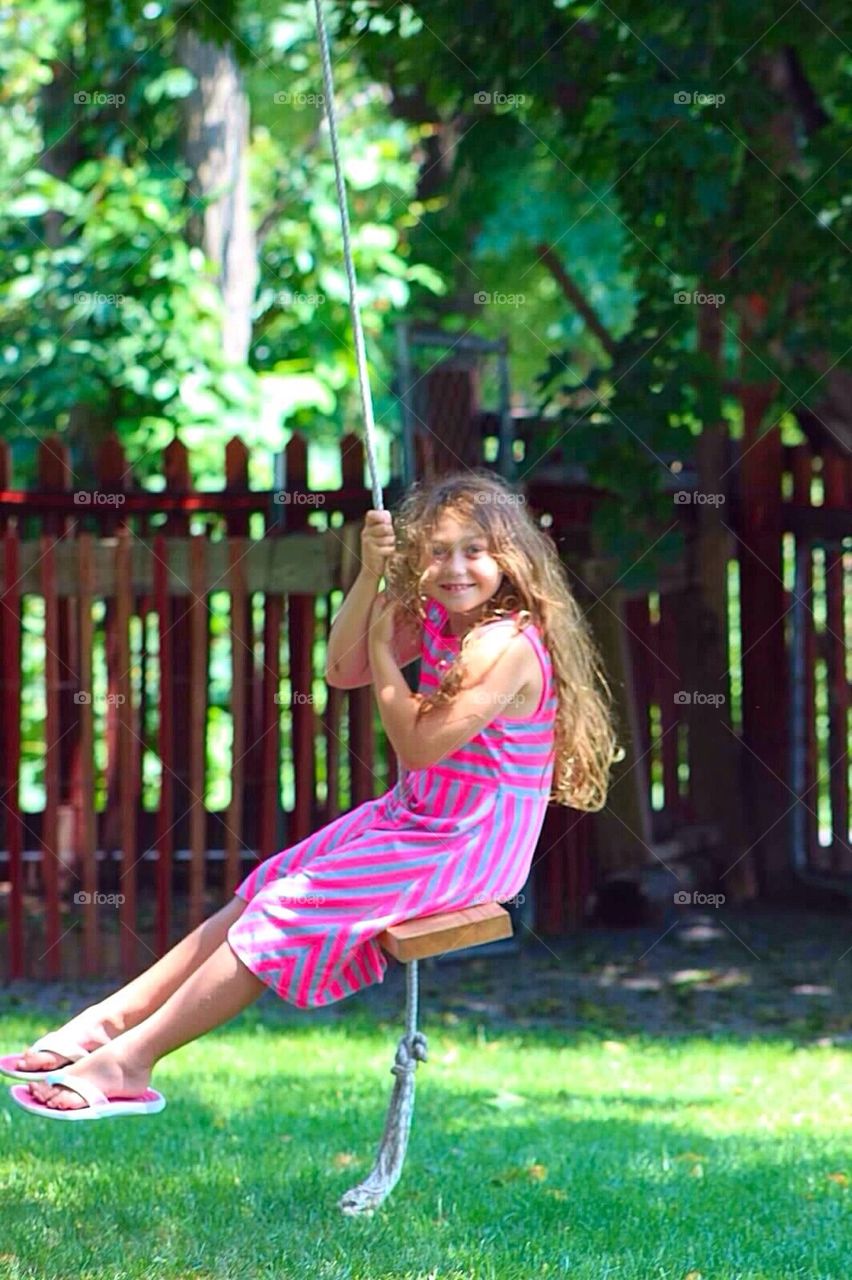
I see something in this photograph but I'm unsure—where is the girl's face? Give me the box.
[420,510,503,627]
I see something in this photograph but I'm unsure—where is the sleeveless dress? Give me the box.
[227,597,558,1008]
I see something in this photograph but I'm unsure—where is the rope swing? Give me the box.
[312,0,425,1217]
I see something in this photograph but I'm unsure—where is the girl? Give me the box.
[5,469,619,1119]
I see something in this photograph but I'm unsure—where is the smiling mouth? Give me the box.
[441,583,475,592]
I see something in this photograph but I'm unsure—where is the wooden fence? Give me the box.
[736,440,849,890]
[1,430,411,979]
[0,427,763,980]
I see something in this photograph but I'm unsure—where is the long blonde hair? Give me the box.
[384,469,622,810]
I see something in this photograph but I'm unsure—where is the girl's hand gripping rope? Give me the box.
[360,509,397,581]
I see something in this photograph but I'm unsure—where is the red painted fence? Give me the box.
[0,430,720,980]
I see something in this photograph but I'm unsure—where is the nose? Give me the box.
[449,547,467,574]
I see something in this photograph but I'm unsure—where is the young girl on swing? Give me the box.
[5,468,619,1119]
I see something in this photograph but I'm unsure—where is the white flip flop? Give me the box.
[10,1071,166,1121]
[0,1032,95,1081]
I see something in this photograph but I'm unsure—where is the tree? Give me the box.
[0,0,441,481]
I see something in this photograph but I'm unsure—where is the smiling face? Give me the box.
[420,510,504,633]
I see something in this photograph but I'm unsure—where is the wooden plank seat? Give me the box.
[338,901,513,1216]
[377,900,513,963]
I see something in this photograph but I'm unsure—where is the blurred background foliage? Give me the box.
[0,0,850,519]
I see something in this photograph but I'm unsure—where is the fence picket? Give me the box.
[2,530,24,976]
[115,529,138,976]
[284,433,316,843]
[260,591,282,860]
[188,535,207,930]
[76,535,98,975]
[40,534,61,978]
[154,534,175,953]
[226,537,249,898]
[822,450,850,873]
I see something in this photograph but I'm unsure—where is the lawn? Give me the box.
[1,997,851,1280]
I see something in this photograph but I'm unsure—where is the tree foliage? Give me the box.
[337,0,852,572]
[0,0,439,482]
[2,0,851,573]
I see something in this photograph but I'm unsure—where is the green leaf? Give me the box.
[405,263,447,294]
[151,376,177,401]
[143,67,197,104]
[264,371,336,416]
[5,275,44,301]
[7,194,49,218]
[358,224,398,251]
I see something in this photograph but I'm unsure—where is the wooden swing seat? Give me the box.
[377,900,513,962]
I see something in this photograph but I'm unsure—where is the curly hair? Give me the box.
[383,469,622,811]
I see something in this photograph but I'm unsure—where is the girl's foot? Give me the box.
[28,1042,151,1111]
[14,1004,125,1073]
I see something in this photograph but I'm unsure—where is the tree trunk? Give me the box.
[177,27,256,363]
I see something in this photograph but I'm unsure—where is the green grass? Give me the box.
[1,1002,851,1279]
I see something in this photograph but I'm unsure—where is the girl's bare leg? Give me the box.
[31,940,266,1109]
[16,896,249,1071]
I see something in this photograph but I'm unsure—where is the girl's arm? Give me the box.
[327,509,420,688]
[368,619,534,770]
[326,573,421,689]
[326,566,381,687]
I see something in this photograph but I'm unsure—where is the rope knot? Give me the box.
[389,1031,428,1079]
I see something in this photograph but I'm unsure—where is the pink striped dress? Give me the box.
[227,597,557,1008]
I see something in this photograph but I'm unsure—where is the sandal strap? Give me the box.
[43,1070,109,1111]
[30,1033,91,1063]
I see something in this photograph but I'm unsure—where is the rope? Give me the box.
[313,0,407,802]
[313,0,425,1216]
[313,0,383,512]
